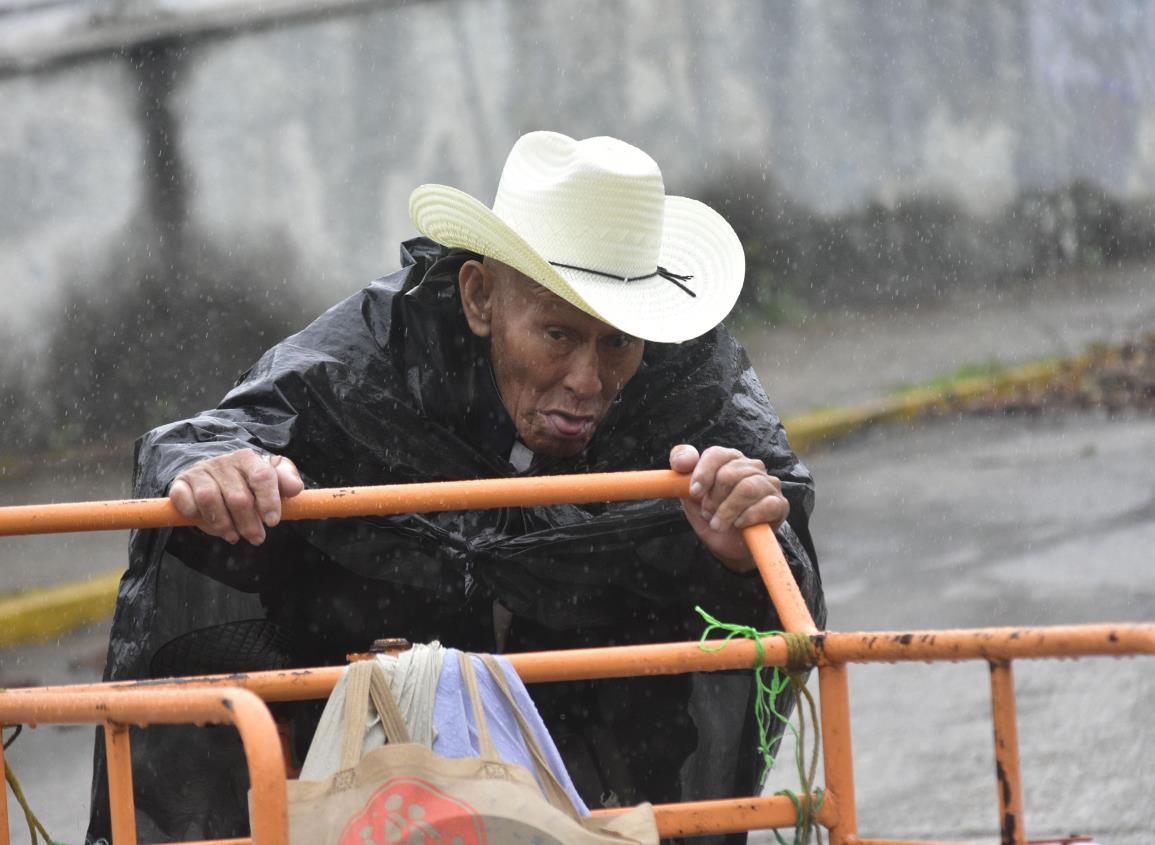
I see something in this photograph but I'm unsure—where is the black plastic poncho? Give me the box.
[88,239,825,845]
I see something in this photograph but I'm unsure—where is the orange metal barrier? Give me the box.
[0,470,692,536]
[1,471,1152,845]
[0,688,287,845]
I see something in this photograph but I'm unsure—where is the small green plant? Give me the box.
[893,358,1007,395]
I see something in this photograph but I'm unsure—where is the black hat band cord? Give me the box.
[549,262,696,298]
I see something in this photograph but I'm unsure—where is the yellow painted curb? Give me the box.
[0,351,1093,650]
[784,355,1089,453]
[0,569,121,649]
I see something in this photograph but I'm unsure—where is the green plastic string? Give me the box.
[696,606,789,783]
[695,606,824,845]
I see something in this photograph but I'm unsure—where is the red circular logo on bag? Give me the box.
[339,776,487,845]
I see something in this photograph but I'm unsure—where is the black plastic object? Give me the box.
[148,619,292,678]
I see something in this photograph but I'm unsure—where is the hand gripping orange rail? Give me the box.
[2,470,1153,845]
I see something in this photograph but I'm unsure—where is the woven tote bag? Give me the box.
[278,653,659,845]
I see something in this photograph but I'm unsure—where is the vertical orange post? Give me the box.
[0,730,9,844]
[818,662,858,845]
[233,692,291,845]
[105,722,138,845]
[743,520,853,845]
[989,660,1026,845]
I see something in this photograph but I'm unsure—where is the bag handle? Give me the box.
[458,652,501,761]
[367,660,412,745]
[338,658,413,771]
[466,653,583,818]
[480,655,583,817]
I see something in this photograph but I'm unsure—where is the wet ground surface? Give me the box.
[3,408,1152,844]
[757,410,1155,844]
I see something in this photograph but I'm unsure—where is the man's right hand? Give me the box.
[169,449,304,545]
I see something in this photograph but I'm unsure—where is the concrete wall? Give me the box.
[1,0,1153,445]
[3,0,1154,326]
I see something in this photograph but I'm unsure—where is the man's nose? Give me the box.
[563,345,603,398]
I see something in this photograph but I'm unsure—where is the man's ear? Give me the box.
[459,260,495,338]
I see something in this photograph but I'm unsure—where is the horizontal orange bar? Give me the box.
[820,624,1155,662]
[1,637,780,702]
[0,687,267,727]
[844,838,1099,845]
[852,841,1094,845]
[0,470,691,536]
[599,792,831,837]
[5,624,1151,705]
[849,839,988,845]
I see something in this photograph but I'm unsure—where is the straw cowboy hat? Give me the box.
[409,131,745,343]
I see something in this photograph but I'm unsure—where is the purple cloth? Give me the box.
[432,649,589,814]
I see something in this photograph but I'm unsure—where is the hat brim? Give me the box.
[409,185,744,343]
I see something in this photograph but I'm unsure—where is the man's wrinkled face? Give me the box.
[459,259,645,458]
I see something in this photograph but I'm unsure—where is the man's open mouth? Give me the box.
[541,410,596,440]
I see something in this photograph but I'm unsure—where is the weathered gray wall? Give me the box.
[2,0,1154,328]
[1,0,1153,447]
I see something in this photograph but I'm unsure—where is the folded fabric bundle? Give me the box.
[286,644,657,844]
[299,642,445,776]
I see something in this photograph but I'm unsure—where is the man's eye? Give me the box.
[546,328,567,342]
[607,334,633,350]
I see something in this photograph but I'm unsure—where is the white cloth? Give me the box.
[509,439,534,472]
[299,642,444,779]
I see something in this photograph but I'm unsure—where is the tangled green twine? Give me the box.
[695,606,824,845]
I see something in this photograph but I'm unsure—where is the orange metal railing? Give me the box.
[1,471,1153,845]
[0,470,694,536]
[0,687,287,845]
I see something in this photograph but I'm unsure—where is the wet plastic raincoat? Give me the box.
[88,239,825,845]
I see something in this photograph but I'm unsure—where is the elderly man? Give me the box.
[88,132,824,844]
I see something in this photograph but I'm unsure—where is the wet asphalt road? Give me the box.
[3,408,1153,844]
[758,409,1155,845]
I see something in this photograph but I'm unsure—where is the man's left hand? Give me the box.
[670,444,789,573]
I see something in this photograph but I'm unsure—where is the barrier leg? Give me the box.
[105,722,138,845]
[989,660,1026,845]
[819,661,858,844]
[1,729,9,845]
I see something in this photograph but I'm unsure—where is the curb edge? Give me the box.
[0,570,121,649]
